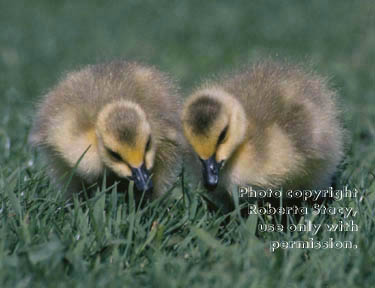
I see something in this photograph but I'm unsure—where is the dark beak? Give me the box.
[201,155,220,190]
[131,163,153,192]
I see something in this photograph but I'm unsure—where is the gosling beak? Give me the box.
[201,155,220,190]
[131,163,153,192]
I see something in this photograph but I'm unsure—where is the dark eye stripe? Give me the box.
[105,147,123,162]
[145,136,151,152]
[217,125,228,145]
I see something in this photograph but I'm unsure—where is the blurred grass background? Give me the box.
[0,1,374,287]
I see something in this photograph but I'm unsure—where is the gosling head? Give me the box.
[96,101,155,192]
[182,88,248,190]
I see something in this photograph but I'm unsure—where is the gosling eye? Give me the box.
[145,136,152,152]
[106,147,123,162]
[217,125,228,145]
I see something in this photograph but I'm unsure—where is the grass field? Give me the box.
[1,1,374,287]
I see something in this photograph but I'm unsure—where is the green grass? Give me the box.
[1,1,374,287]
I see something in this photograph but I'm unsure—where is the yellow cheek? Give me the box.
[216,143,233,162]
[120,147,144,168]
[145,150,155,170]
[116,163,132,177]
[183,126,217,160]
[189,137,216,160]
[216,147,225,163]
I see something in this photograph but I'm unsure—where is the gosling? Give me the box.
[30,61,185,199]
[182,60,344,208]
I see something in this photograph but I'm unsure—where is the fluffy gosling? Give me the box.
[30,61,185,199]
[182,60,344,207]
